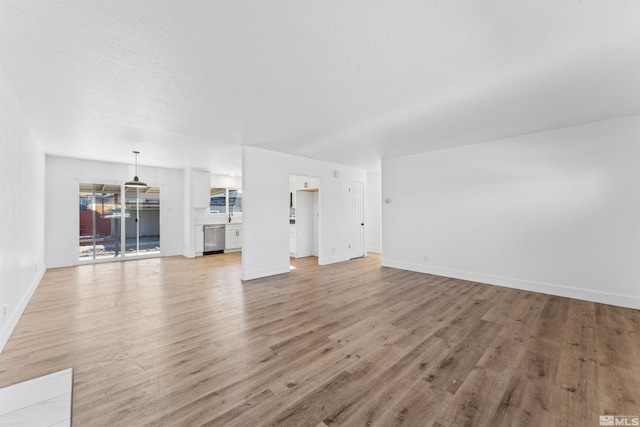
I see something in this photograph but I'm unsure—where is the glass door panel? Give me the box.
[79,183,123,260]
[125,186,160,257]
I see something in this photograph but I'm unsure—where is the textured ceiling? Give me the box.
[1,0,639,174]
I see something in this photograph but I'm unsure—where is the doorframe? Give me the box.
[289,174,322,264]
[349,180,365,259]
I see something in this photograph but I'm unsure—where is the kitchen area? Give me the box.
[189,170,243,257]
[187,170,321,260]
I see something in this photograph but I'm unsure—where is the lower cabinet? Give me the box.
[195,225,204,256]
[289,225,296,257]
[225,224,242,251]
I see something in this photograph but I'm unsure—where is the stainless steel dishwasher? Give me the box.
[203,224,225,254]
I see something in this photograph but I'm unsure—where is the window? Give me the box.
[210,188,242,214]
[229,189,242,213]
[210,188,226,214]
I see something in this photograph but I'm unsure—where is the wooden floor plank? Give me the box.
[0,253,638,426]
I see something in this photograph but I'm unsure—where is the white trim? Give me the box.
[0,265,46,353]
[0,367,73,425]
[241,265,290,281]
[381,258,640,310]
[348,180,365,259]
[46,259,67,269]
[76,252,162,266]
[366,246,382,254]
[162,249,183,257]
[318,254,351,266]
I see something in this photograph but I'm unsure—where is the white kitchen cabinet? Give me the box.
[289,225,296,256]
[290,176,297,210]
[294,176,320,191]
[192,170,211,209]
[225,224,242,251]
[308,176,320,190]
[195,225,204,256]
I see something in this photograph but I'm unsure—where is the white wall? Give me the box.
[210,173,242,189]
[46,156,185,268]
[242,147,367,280]
[382,115,640,309]
[0,77,46,352]
[366,170,382,253]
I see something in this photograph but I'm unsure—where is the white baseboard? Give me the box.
[242,265,290,281]
[366,247,382,254]
[381,258,640,310]
[46,259,66,269]
[162,249,183,257]
[0,265,46,353]
[183,249,196,259]
[318,254,351,266]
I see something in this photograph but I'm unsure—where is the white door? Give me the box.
[349,181,364,259]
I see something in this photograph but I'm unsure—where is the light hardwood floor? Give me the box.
[0,253,638,426]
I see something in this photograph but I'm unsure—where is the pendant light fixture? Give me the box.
[125,150,147,187]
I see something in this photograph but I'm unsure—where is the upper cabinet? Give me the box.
[192,170,211,209]
[290,175,320,212]
[292,175,320,191]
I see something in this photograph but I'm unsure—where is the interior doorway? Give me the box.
[296,190,319,257]
[290,175,321,262]
[349,181,365,259]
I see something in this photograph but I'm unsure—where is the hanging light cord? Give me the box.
[133,150,140,177]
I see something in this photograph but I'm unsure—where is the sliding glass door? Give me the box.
[79,183,160,262]
[124,186,160,257]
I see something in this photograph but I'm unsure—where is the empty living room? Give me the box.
[1,1,639,426]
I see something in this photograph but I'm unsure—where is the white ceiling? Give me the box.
[1,0,639,174]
